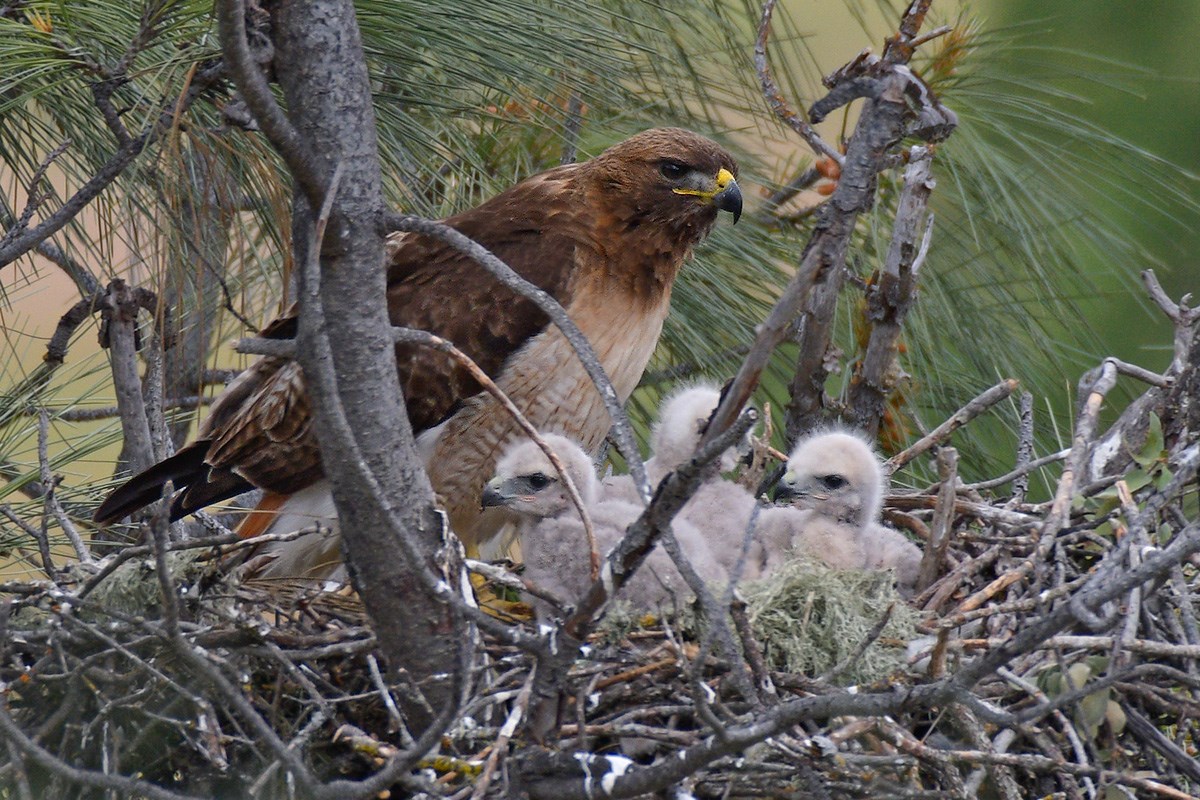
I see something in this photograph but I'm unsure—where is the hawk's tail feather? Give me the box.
[93,442,255,525]
[169,470,254,522]
[234,492,290,540]
[92,442,211,525]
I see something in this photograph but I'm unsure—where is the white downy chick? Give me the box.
[859,522,923,598]
[778,429,885,526]
[602,382,745,503]
[776,428,921,596]
[646,383,745,481]
[602,384,777,578]
[484,434,723,618]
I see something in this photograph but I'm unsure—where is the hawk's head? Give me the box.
[585,127,742,243]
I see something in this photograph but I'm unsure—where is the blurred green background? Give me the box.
[981,0,1200,365]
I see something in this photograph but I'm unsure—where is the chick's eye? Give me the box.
[659,161,686,180]
[526,473,552,491]
[820,475,847,490]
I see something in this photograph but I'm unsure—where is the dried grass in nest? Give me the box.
[742,556,918,683]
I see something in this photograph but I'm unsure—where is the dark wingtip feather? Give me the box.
[92,442,211,524]
[169,471,254,521]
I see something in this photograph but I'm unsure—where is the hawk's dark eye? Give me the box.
[659,161,687,180]
[820,474,848,491]
[527,473,552,491]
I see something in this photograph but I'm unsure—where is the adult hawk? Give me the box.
[94,127,742,569]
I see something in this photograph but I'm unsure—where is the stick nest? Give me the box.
[2,285,1198,799]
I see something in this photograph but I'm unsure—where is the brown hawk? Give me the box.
[94,127,742,571]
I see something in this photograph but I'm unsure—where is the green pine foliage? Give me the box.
[1,0,1197,553]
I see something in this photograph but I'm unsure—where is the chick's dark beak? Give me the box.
[774,473,800,503]
[481,480,508,509]
[713,180,743,224]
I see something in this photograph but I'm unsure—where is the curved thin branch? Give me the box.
[885,379,1020,474]
[236,328,601,577]
[379,211,650,502]
[961,447,1069,493]
[0,62,225,269]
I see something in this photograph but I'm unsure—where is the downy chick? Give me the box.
[484,434,723,618]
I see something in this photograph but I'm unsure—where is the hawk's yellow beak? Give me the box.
[673,168,743,223]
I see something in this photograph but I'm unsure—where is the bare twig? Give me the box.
[471,669,535,800]
[916,446,957,593]
[965,447,1069,494]
[1142,269,1199,372]
[0,139,72,251]
[0,505,53,578]
[1122,703,1200,784]
[37,410,92,564]
[366,653,406,740]
[1040,361,1119,556]
[886,379,1019,474]
[1010,391,1035,503]
[0,194,103,295]
[465,559,569,610]
[101,280,156,477]
[1106,357,1172,388]
[141,316,172,465]
[0,293,104,421]
[754,0,842,164]
[0,62,225,268]
[730,592,775,703]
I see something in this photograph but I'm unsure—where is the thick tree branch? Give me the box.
[847,145,934,436]
[704,0,950,450]
[101,280,156,477]
[215,0,326,208]
[252,0,475,732]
